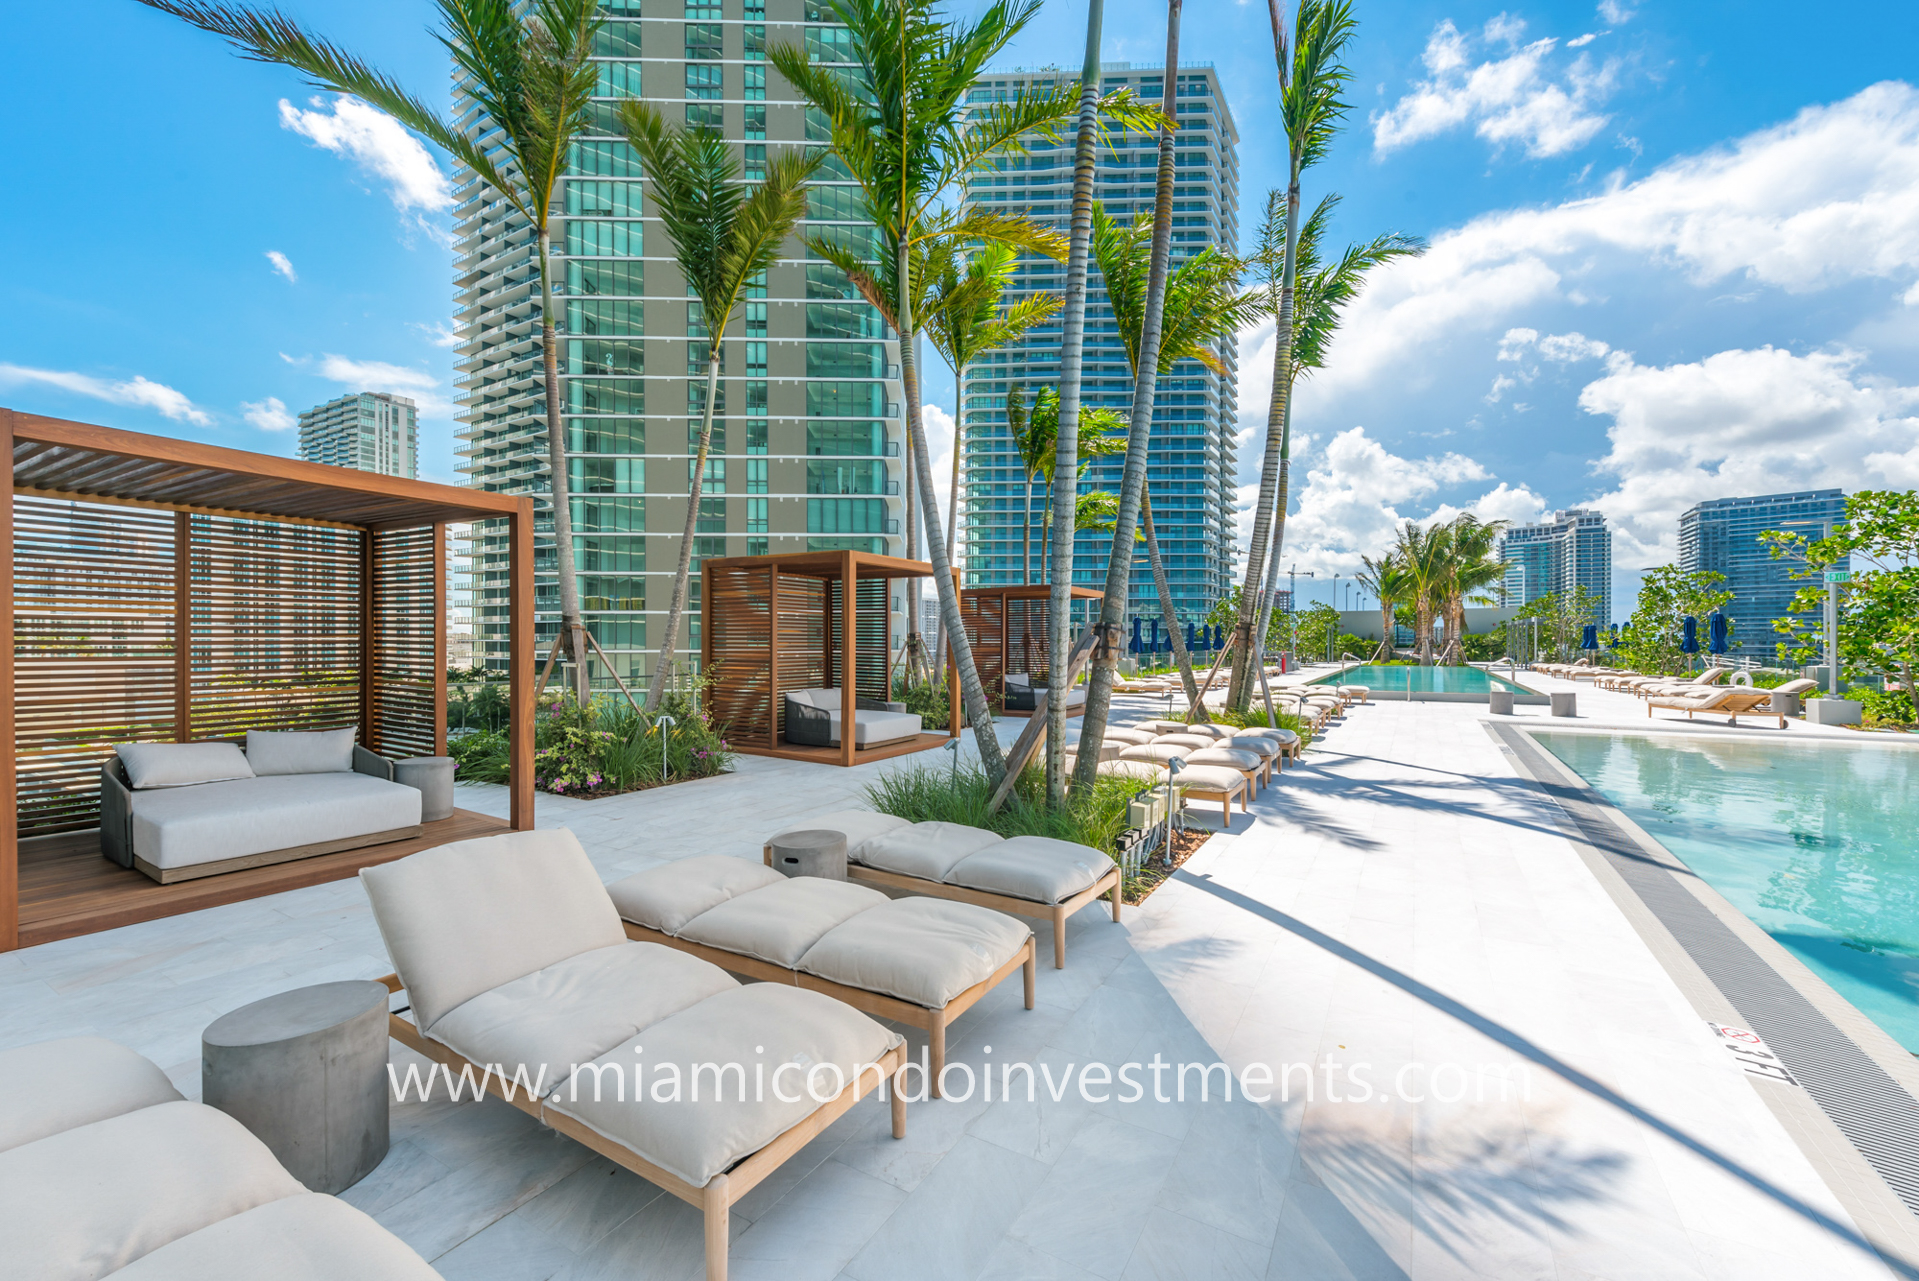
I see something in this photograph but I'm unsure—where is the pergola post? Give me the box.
[508,504,535,830]
[0,409,14,952]
[766,563,780,750]
[841,550,857,768]
[948,569,961,739]
[432,522,448,755]
[173,511,190,742]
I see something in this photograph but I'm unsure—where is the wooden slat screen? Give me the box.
[959,591,1004,697]
[854,577,889,703]
[706,563,773,744]
[369,525,439,759]
[773,574,826,740]
[185,514,362,741]
[1005,597,1048,678]
[13,497,178,836]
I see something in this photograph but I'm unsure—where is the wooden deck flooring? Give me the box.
[15,808,510,949]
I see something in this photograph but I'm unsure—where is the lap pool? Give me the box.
[1535,731,1919,1051]
[1308,664,1534,695]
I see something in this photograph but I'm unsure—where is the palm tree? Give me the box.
[619,104,814,710]
[1435,516,1509,663]
[138,0,605,701]
[1392,520,1452,665]
[1009,387,1050,586]
[1080,204,1262,741]
[768,0,1095,782]
[1230,0,1359,709]
[1356,552,1409,661]
[1025,394,1129,578]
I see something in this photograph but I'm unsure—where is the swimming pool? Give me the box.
[1535,731,1919,1052]
[1308,664,1533,694]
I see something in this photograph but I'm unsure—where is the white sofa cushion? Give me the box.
[427,942,738,1090]
[360,828,626,1033]
[676,877,889,968]
[1154,733,1218,751]
[115,742,253,790]
[608,856,787,934]
[1120,743,1191,765]
[1174,765,1245,796]
[798,898,1031,1008]
[1098,728,1157,747]
[0,1037,183,1155]
[1222,734,1284,759]
[1185,748,1262,773]
[789,690,922,746]
[106,1193,440,1281]
[548,983,900,1188]
[131,772,422,871]
[855,821,1004,881]
[944,836,1116,905]
[0,1101,302,1281]
[1177,723,1235,740]
[245,727,357,775]
[769,809,910,860]
[1095,759,1166,783]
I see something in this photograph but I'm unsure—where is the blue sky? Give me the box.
[5,0,1919,617]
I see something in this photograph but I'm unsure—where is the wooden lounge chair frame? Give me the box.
[1174,774,1247,825]
[761,844,1122,971]
[376,973,907,1281]
[1646,689,1785,729]
[620,923,1034,1099]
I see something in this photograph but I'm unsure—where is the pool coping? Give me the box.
[1490,719,1919,1275]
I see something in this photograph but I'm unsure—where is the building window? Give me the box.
[745,342,768,376]
[689,420,726,453]
[686,63,722,98]
[747,497,768,532]
[687,381,725,417]
[568,457,644,493]
[685,21,722,59]
[697,497,727,533]
[747,420,769,454]
[743,24,765,58]
[746,458,769,493]
[744,301,767,337]
[566,220,641,257]
[744,267,767,298]
[743,144,766,181]
[570,496,645,532]
[686,102,722,130]
[745,380,768,417]
[744,105,766,139]
[746,537,769,557]
[692,457,726,492]
[743,66,766,100]
[807,497,890,534]
[685,1,720,19]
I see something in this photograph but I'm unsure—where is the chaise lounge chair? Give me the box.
[606,855,1036,1096]
[1645,685,1786,728]
[360,829,910,1281]
[765,811,1121,969]
[783,688,923,749]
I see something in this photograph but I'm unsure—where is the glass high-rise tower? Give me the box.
[1678,489,1845,653]
[455,0,906,681]
[297,392,418,478]
[1498,508,1612,623]
[955,62,1240,622]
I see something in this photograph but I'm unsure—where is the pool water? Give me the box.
[1309,664,1532,694]
[1536,732,1919,1052]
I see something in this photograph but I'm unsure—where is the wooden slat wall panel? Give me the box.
[186,514,362,741]
[855,578,888,703]
[960,592,1004,696]
[370,525,438,759]
[14,498,178,835]
[774,575,826,740]
[707,563,772,743]
[1006,597,1048,678]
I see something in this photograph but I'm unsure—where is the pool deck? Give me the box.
[3,685,1914,1280]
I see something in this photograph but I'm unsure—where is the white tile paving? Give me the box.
[1,686,1904,1278]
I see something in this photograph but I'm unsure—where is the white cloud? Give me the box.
[411,320,463,349]
[1567,33,1597,48]
[0,363,211,426]
[1579,344,1919,563]
[1496,327,1539,360]
[265,250,297,282]
[241,396,295,432]
[921,403,960,553]
[279,95,452,214]
[1497,327,1611,363]
[1299,83,1919,403]
[1484,374,1519,403]
[1372,17,1618,158]
[284,351,456,419]
[1597,1,1634,23]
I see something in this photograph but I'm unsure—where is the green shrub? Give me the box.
[865,762,1146,856]
[892,675,950,726]
[1851,685,1915,728]
[1209,705,1313,750]
[448,686,737,795]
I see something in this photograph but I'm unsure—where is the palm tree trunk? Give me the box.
[898,236,1005,779]
[1022,475,1032,585]
[938,366,963,674]
[1074,0,1181,792]
[537,225,589,704]
[902,338,918,668]
[647,346,721,711]
[1043,0,1106,807]
[1142,495,1204,716]
[1379,596,1394,659]
[1249,390,1293,682]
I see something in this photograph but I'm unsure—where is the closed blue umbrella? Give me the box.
[1185,622,1197,652]
[1708,610,1729,654]
[1215,624,1226,650]
[1581,623,1598,651]
[1128,617,1142,655]
[1679,615,1700,654]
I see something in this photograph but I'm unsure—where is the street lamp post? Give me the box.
[1287,565,1316,667]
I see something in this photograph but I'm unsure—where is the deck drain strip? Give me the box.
[1497,723,1919,1217]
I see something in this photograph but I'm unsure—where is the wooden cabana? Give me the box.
[702,548,957,765]
[960,584,1102,716]
[1,410,537,951]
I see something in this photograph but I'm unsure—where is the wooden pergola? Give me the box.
[960,584,1103,716]
[1,410,537,951]
[702,548,957,765]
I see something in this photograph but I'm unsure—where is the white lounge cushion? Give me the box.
[0,1037,183,1155]
[115,741,253,790]
[426,942,738,1088]
[1120,743,1191,765]
[799,898,1032,1008]
[768,809,910,859]
[360,828,625,1033]
[608,856,786,934]
[245,727,356,776]
[1174,765,1245,795]
[944,835,1116,905]
[1176,723,1235,740]
[855,821,1004,881]
[1136,720,1192,735]
[549,984,900,1188]
[0,1101,302,1281]
[1096,759,1166,783]
[107,1193,440,1281]
[1097,728,1157,747]
[131,772,421,871]
[1186,748,1262,773]
[1220,735,1283,760]
[843,709,923,747]
[1154,733,1217,751]
[677,877,890,968]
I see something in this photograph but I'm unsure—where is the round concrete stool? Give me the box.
[203,980,390,1194]
[1549,691,1578,717]
[1488,690,1515,716]
[395,755,456,821]
[770,828,848,881]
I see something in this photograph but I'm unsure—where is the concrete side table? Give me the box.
[395,755,456,821]
[203,980,391,1194]
[1550,691,1578,717]
[1771,691,1802,719]
[1488,691,1515,716]
[770,829,849,880]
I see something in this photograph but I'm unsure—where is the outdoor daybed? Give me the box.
[0,1035,440,1280]
[607,855,1036,1095]
[765,810,1122,969]
[360,828,908,1281]
[1003,672,1087,717]
[783,687,922,749]
[100,730,424,884]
